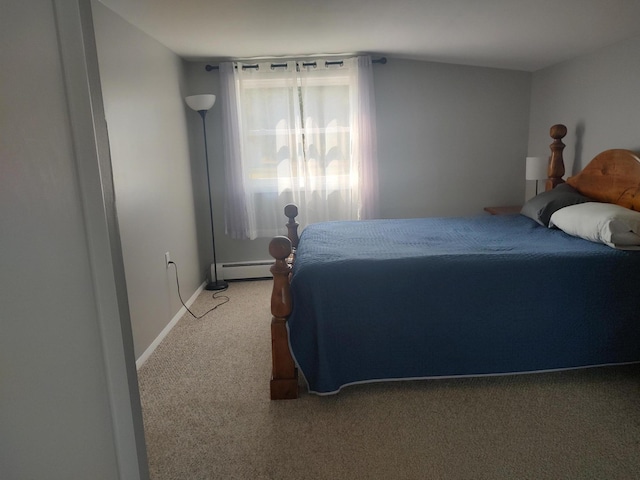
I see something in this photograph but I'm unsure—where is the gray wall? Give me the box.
[1,1,145,478]
[186,58,532,263]
[93,3,207,359]
[528,35,640,177]
[375,58,531,218]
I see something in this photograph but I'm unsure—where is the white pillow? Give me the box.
[549,202,640,250]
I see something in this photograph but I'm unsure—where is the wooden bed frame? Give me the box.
[268,124,640,400]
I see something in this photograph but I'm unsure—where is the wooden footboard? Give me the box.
[268,204,300,400]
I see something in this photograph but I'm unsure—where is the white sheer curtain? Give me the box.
[349,56,379,220]
[220,56,378,240]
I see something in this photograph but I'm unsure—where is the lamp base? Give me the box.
[205,279,228,291]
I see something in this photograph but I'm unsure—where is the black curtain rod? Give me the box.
[205,57,386,72]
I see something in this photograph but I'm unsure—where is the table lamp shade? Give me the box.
[526,156,548,181]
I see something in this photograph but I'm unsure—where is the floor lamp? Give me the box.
[185,94,228,291]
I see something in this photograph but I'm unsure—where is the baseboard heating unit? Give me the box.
[215,260,273,281]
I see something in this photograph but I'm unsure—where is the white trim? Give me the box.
[136,282,207,369]
[53,1,148,478]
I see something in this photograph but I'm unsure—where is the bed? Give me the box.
[268,124,640,399]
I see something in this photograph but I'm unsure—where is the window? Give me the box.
[220,57,378,240]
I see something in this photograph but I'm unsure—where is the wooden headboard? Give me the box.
[545,123,640,211]
[567,149,640,211]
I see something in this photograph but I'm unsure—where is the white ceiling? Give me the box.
[98,0,640,71]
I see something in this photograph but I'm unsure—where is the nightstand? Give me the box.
[484,205,522,215]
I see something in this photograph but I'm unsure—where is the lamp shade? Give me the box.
[185,94,216,112]
[525,156,548,181]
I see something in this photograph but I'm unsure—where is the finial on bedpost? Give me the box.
[284,203,299,249]
[268,236,298,399]
[546,124,567,191]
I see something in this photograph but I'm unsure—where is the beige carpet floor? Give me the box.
[137,279,640,480]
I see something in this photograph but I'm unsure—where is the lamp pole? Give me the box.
[186,95,228,291]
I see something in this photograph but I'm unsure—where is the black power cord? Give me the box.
[168,261,229,319]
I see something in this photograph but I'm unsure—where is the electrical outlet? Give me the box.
[164,252,171,268]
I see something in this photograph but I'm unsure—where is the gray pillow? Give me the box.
[520,183,592,227]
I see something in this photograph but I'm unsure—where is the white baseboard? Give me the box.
[215,260,273,280]
[135,281,206,370]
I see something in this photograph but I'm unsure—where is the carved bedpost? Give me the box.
[284,203,299,249]
[546,124,567,191]
[269,236,298,400]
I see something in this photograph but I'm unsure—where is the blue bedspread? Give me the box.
[288,214,640,394]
